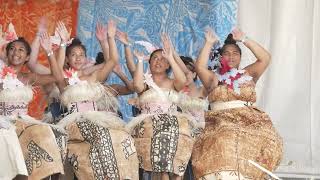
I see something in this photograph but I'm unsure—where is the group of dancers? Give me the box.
[0,19,283,180]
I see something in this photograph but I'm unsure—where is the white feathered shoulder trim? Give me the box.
[61,82,119,112]
[0,85,33,103]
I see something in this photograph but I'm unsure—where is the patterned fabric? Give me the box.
[15,120,65,179]
[65,116,139,180]
[0,102,28,116]
[192,84,283,179]
[133,114,194,176]
[77,0,238,120]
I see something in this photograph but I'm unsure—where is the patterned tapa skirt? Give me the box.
[192,106,283,179]
[60,111,139,180]
[132,113,196,177]
[15,117,65,180]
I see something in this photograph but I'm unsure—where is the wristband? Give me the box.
[60,42,67,47]
[47,51,54,57]
[125,43,132,47]
[240,36,249,43]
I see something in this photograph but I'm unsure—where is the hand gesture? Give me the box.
[231,28,245,42]
[161,33,173,60]
[133,50,148,61]
[56,21,71,43]
[116,30,129,45]
[39,32,52,53]
[204,28,218,44]
[37,16,47,34]
[95,22,107,41]
[107,20,117,38]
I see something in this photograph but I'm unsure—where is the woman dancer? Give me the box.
[0,35,65,179]
[128,34,196,180]
[192,28,283,179]
[53,20,138,180]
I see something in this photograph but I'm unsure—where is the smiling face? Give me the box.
[221,44,241,68]
[66,46,86,70]
[149,50,170,74]
[7,41,30,66]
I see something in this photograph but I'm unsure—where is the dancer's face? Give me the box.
[221,44,241,68]
[7,41,30,66]
[67,46,86,70]
[149,51,170,74]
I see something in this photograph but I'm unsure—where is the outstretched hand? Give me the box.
[161,33,173,60]
[39,32,52,53]
[37,16,47,34]
[133,50,148,61]
[56,21,71,43]
[116,30,130,45]
[96,22,108,41]
[107,20,117,38]
[231,28,245,42]
[204,28,218,44]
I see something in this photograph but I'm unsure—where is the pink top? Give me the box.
[68,101,97,113]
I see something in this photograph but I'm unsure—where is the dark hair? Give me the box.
[220,33,241,56]
[180,56,197,82]
[149,49,171,74]
[149,49,163,61]
[95,52,105,65]
[180,56,194,70]
[66,38,86,57]
[6,37,31,56]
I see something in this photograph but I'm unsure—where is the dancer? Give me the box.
[128,34,196,180]
[192,28,283,179]
[0,34,66,179]
[53,20,138,180]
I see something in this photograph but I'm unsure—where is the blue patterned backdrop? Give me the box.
[77,0,238,121]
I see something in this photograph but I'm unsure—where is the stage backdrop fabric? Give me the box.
[77,0,238,120]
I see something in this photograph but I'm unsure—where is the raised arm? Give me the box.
[232,29,271,82]
[96,20,118,82]
[27,18,51,74]
[29,32,63,86]
[161,34,186,91]
[170,42,191,75]
[56,21,71,69]
[195,28,219,91]
[113,63,134,92]
[133,50,147,93]
[96,23,109,60]
[116,31,136,76]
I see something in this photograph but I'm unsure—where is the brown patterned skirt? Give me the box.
[63,115,139,180]
[192,106,283,179]
[15,120,65,180]
[132,113,196,176]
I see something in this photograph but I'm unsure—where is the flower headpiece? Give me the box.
[0,23,18,48]
[64,68,85,85]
